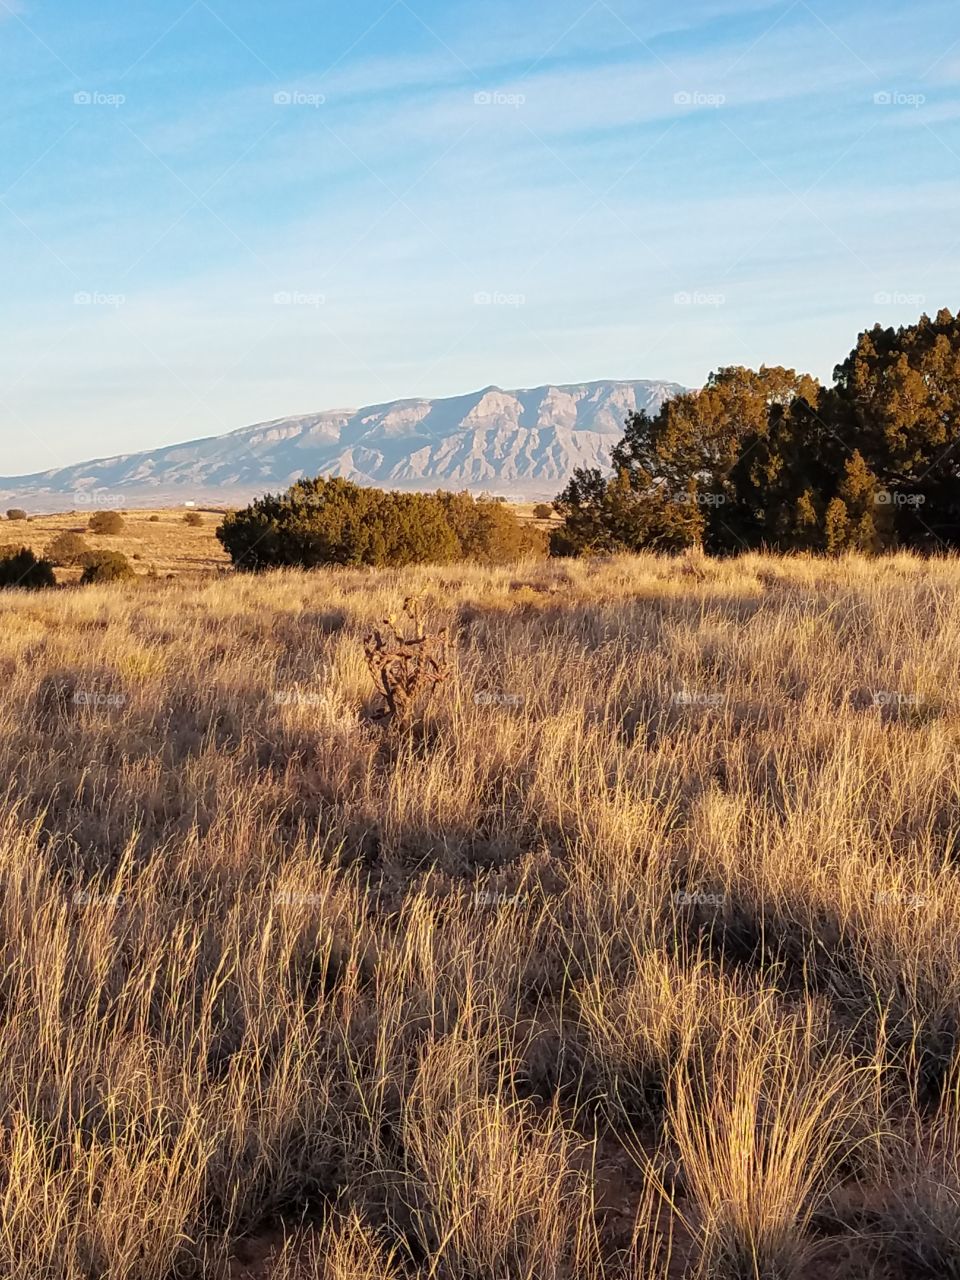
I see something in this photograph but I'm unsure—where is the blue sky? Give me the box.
[2,0,959,474]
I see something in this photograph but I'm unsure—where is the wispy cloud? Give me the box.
[1,0,959,473]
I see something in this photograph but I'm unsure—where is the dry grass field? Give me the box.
[1,503,552,583]
[2,549,960,1278]
[1,507,232,579]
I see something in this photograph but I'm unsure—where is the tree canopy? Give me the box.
[551,310,960,556]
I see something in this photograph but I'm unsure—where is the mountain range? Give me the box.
[0,380,684,511]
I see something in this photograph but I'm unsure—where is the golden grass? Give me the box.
[1,507,231,580]
[0,549,959,1277]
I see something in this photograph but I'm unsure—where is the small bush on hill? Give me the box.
[148,515,161,523]
[217,478,545,571]
[5,509,27,521]
[80,550,136,584]
[533,503,553,520]
[89,511,125,535]
[46,531,91,566]
[0,546,55,589]
[184,511,203,526]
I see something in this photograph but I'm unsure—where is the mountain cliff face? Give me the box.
[0,380,683,510]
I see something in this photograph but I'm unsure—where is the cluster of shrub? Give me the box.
[216,478,545,570]
[0,510,136,590]
[551,310,960,556]
[0,507,210,589]
[0,541,134,589]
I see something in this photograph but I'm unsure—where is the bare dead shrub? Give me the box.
[363,597,449,729]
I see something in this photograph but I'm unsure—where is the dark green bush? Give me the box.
[0,546,56,589]
[183,511,203,526]
[435,490,545,563]
[217,478,545,571]
[80,550,136,584]
[5,509,27,521]
[89,511,125,535]
[46,531,91,566]
[533,503,553,520]
[551,308,960,557]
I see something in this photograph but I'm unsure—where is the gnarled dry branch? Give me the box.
[363,596,449,729]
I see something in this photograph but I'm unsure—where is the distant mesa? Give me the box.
[0,379,684,512]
